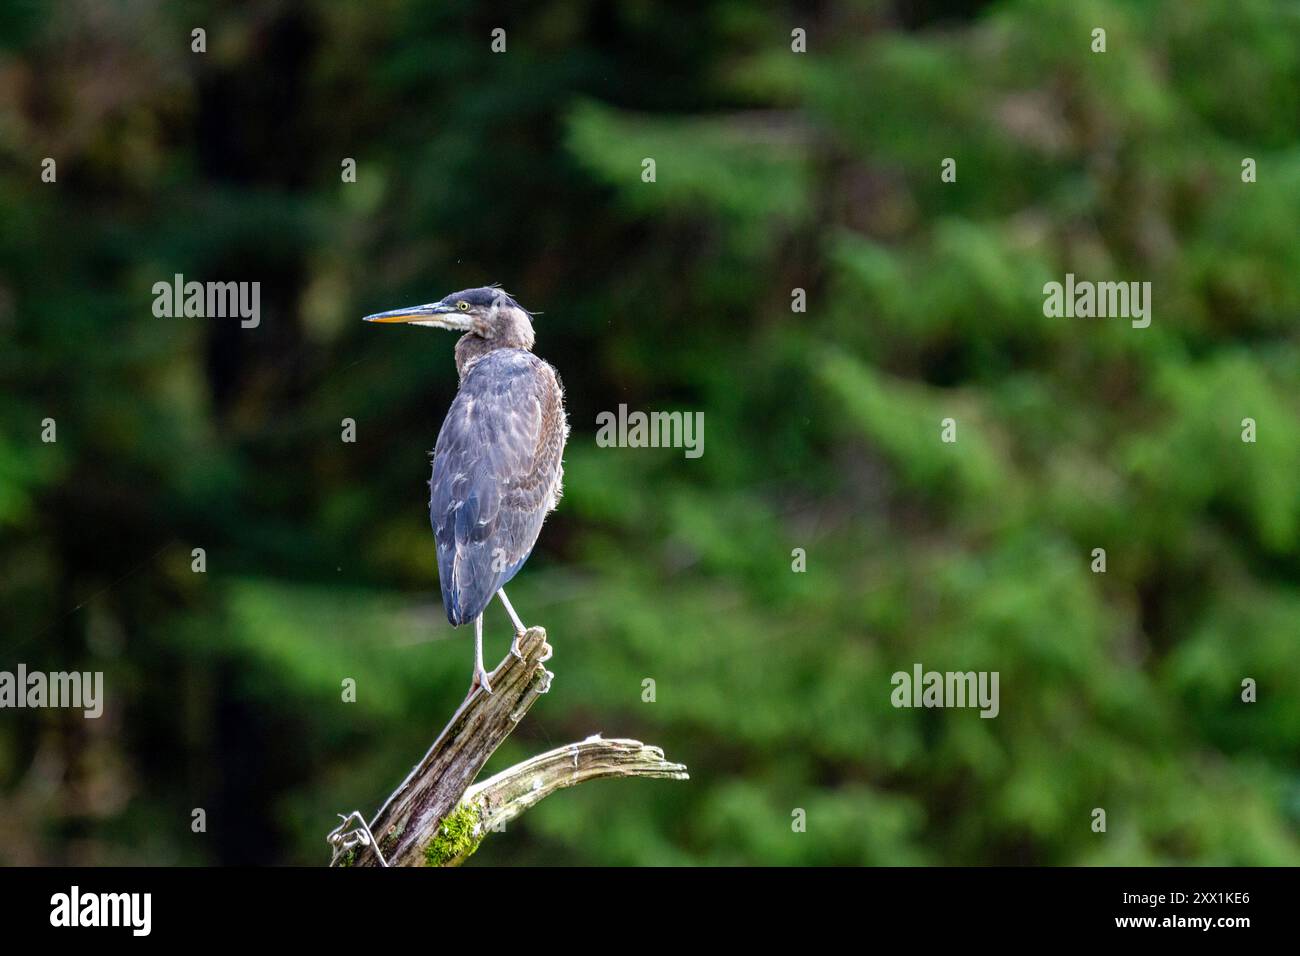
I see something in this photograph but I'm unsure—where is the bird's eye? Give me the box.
[456,301,469,312]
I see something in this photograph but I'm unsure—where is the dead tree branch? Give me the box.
[329,625,687,867]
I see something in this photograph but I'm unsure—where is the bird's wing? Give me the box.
[429,351,557,625]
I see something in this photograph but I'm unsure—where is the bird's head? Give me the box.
[364,286,535,352]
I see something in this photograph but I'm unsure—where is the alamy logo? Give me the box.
[595,404,704,459]
[890,663,1000,718]
[0,665,103,718]
[1042,273,1150,328]
[152,273,261,328]
[50,886,151,936]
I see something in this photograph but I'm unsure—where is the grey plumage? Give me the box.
[431,348,566,625]
[365,285,567,694]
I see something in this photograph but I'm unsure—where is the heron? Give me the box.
[365,286,568,696]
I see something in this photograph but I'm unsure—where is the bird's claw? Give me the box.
[470,667,494,697]
[509,631,527,661]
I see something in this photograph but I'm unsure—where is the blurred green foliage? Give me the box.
[1,0,1298,865]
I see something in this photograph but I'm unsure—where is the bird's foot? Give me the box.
[469,664,494,697]
[509,630,527,661]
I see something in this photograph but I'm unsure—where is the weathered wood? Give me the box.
[434,736,689,865]
[331,625,687,867]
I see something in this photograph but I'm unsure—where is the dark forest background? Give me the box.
[1,0,1298,864]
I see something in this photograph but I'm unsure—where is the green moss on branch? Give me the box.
[424,801,483,867]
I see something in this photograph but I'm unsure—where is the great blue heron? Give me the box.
[365,287,568,696]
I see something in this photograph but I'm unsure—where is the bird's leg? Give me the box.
[497,588,527,660]
[469,614,493,696]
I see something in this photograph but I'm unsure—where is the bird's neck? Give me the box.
[455,320,535,380]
